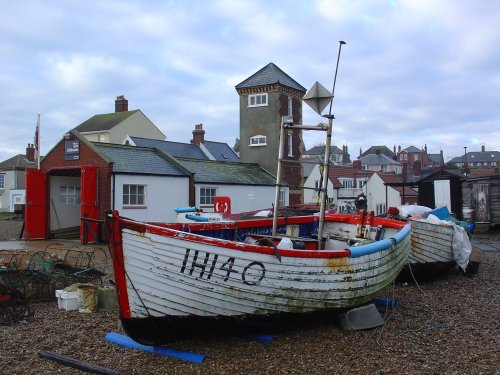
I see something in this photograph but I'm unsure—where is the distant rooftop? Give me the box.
[359,146,395,158]
[92,142,189,177]
[129,136,240,163]
[360,153,402,166]
[74,110,140,132]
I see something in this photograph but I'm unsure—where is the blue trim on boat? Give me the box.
[348,225,411,258]
[348,239,393,257]
[391,224,411,244]
[105,332,206,363]
[174,207,197,213]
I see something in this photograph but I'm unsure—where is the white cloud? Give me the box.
[0,0,498,163]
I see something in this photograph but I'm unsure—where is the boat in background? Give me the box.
[390,205,473,280]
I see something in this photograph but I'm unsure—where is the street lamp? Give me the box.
[463,146,468,177]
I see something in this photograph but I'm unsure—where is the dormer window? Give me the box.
[250,135,267,146]
[248,94,268,107]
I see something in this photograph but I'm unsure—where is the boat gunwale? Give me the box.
[116,213,410,260]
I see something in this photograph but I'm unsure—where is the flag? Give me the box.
[34,114,40,169]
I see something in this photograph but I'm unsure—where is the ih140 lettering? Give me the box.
[180,248,266,285]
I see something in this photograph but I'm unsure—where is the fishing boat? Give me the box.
[389,205,472,280]
[106,210,411,344]
[408,213,472,278]
[104,41,412,344]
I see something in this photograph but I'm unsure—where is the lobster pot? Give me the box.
[490,181,500,225]
[461,181,474,223]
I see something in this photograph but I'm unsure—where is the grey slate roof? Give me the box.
[0,154,41,170]
[448,150,500,164]
[129,137,240,162]
[177,158,276,185]
[359,146,395,158]
[403,145,421,153]
[130,137,206,159]
[428,153,443,164]
[235,63,306,92]
[92,142,190,177]
[203,141,240,162]
[360,153,402,166]
[74,110,140,132]
[305,145,343,157]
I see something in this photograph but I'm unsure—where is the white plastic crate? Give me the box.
[55,290,81,311]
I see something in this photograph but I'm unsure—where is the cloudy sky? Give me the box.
[1,0,499,164]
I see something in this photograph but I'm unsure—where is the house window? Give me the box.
[288,97,293,116]
[249,135,267,146]
[200,187,217,205]
[0,173,4,189]
[248,94,268,107]
[376,203,387,216]
[340,179,353,188]
[400,154,407,161]
[123,184,145,206]
[97,134,105,142]
[414,154,419,161]
[60,186,81,205]
[279,188,286,207]
[287,133,293,157]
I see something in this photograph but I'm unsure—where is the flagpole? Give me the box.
[36,114,40,170]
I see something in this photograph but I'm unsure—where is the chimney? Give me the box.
[440,150,444,165]
[353,160,362,170]
[398,145,401,153]
[424,144,428,154]
[481,144,485,152]
[359,147,362,157]
[414,161,421,176]
[26,143,35,162]
[115,95,128,112]
[191,124,205,145]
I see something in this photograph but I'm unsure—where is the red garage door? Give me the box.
[80,166,99,243]
[25,168,47,240]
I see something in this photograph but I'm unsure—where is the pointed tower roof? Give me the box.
[235,63,306,92]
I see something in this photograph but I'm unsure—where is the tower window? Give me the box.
[248,94,268,107]
[249,135,267,146]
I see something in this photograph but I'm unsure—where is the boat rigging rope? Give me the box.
[407,262,451,326]
[334,280,397,374]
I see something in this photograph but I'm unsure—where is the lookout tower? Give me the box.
[235,63,306,205]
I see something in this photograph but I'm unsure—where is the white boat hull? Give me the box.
[107,212,411,344]
[408,219,455,264]
[122,228,409,318]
